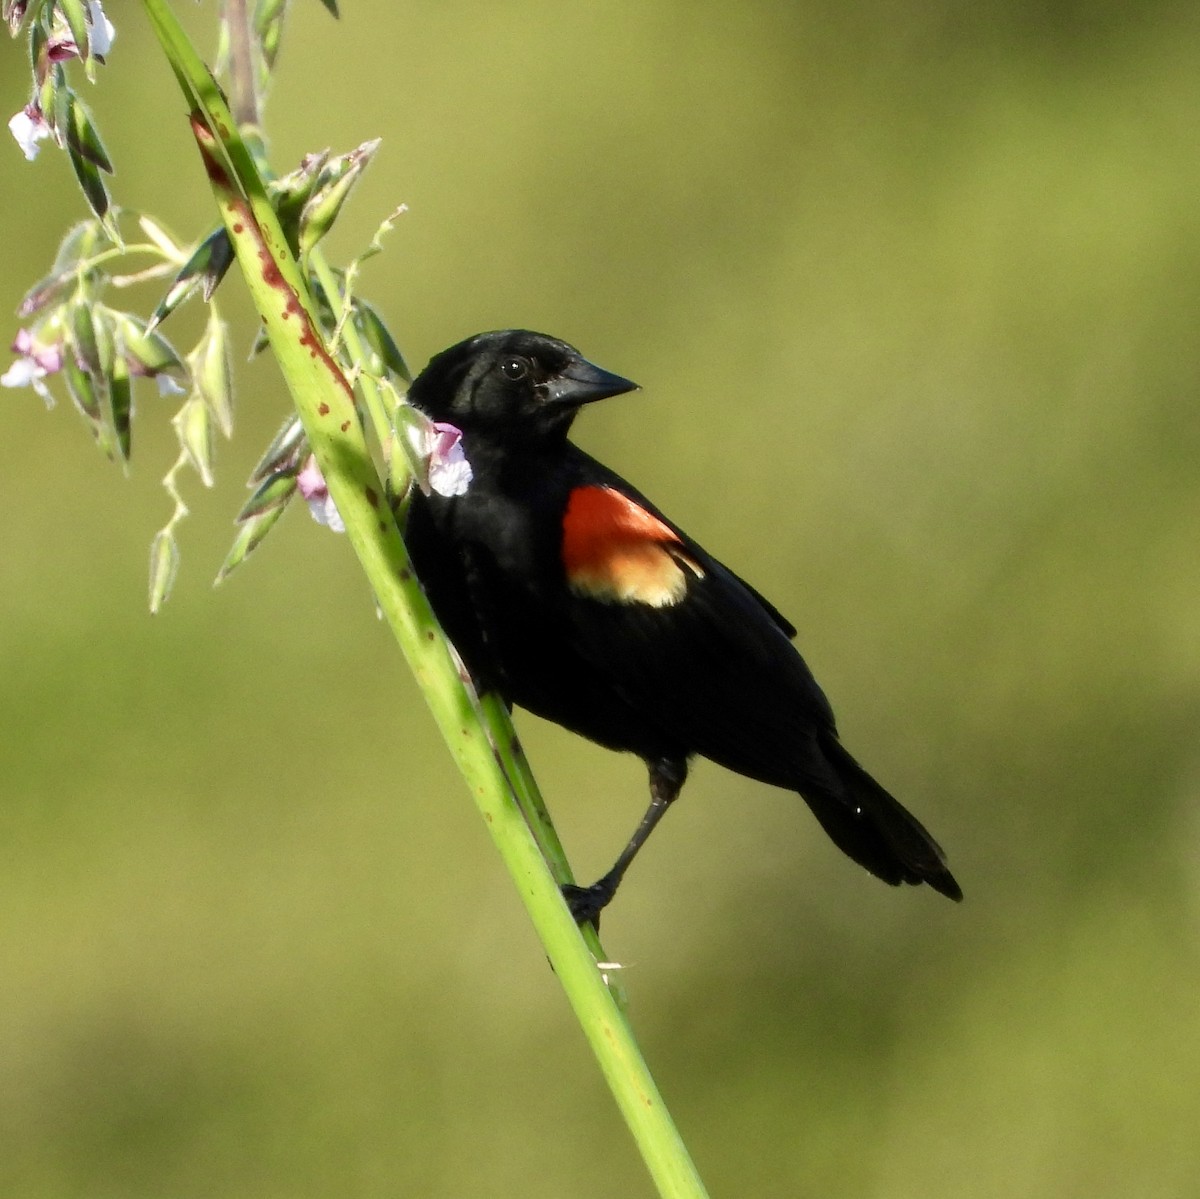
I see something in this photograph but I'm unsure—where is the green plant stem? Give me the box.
[140,3,708,1194]
[304,251,606,953]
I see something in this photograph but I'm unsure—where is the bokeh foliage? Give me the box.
[3,1,1200,1196]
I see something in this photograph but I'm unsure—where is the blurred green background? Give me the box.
[4,1,1200,1195]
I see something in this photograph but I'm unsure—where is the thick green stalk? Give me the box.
[305,250,594,908]
[139,3,707,1195]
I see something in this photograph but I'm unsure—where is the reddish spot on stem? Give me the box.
[340,420,351,433]
[190,115,230,187]
[365,486,379,508]
[318,402,330,416]
[187,115,356,409]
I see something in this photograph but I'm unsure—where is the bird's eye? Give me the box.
[500,357,530,381]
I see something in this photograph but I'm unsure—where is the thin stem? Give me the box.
[221,0,259,129]
[75,242,176,275]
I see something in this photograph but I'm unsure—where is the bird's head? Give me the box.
[407,330,638,444]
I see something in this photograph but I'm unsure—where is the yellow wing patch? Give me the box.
[562,486,704,606]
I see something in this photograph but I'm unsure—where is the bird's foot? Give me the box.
[561,878,617,929]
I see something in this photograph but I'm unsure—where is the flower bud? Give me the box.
[148,529,180,615]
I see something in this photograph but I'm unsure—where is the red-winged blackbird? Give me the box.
[405,330,962,923]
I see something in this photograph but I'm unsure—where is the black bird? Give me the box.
[404,330,961,924]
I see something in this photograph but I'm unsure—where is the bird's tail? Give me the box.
[804,734,962,902]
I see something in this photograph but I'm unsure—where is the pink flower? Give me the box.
[296,454,345,533]
[425,421,472,496]
[2,327,63,405]
[45,0,115,62]
[402,418,472,497]
[296,421,472,538]
[8,105,52,161]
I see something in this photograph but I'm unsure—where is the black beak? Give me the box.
[545,358,639,406]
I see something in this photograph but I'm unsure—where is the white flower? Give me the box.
[1,356,49,395]
[2,328,63,406]
[87,0,115,57]
[8,106,52,162]
[426,422,472,496]
[296,454,345,533]
[45,0,115,62]
[156,374,187,397]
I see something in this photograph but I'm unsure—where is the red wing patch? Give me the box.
[562,486,704,606]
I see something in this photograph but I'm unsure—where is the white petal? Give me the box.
[305,494,345,533]
[1,357,41,388]
[2,357,54,407]
[30,375,54,407]
[157,374,186,396]
[8,109,50,162]
[428,442,473,496]
[86,0,116,56]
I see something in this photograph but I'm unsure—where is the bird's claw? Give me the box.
[561,880,615,929]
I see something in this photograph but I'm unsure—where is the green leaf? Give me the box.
[27,9,46,63]
[270,149,330,253]
[297,139,380,258]
[236,468,298,521]
[66,93,113,172]
[37,65,65,141]
[248,414,306,484]
[215,499,292,585]
[314,0,339,15]
[173,396,213,487]
[194,311,234,437]
[62,351,118,461]
[148,529,180,614]
[61,346,101,423]
[66,303,123,461]
[248,321,270,358]
[148,227,233,329]
[18,271,72,318]
[255,0,288,68]
[93,304,116,377]
[353,296,410,381]
[52,219,106,275]
[70,302,103,378]
[112,311,184,377]
[109,356,132,463]
[67,140,114,232]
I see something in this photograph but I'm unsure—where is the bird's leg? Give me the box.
[562,757,688,928]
